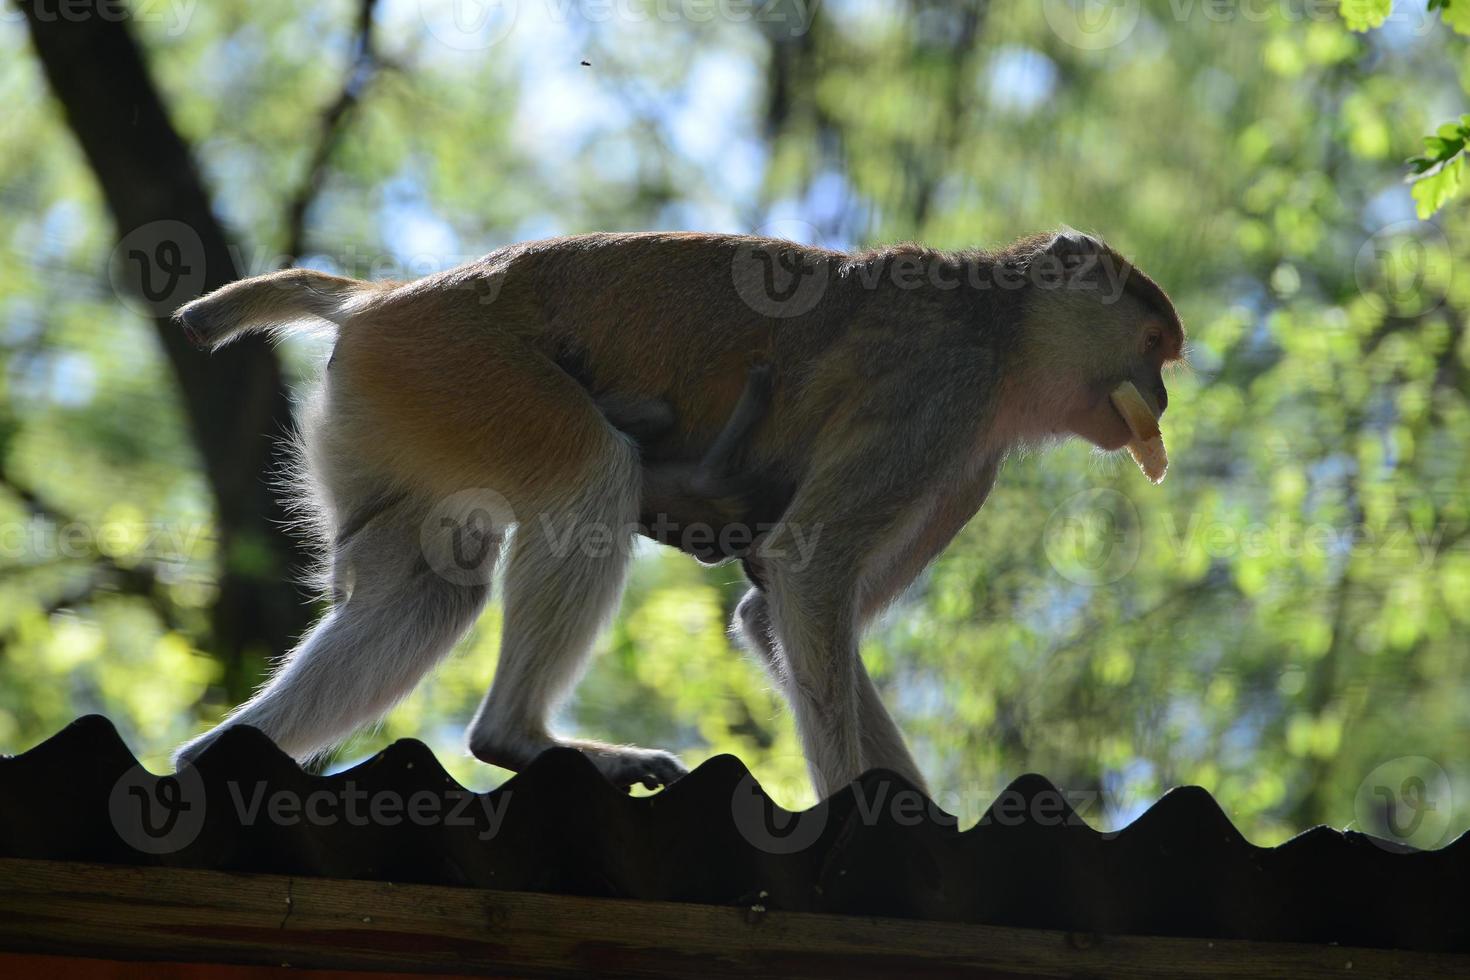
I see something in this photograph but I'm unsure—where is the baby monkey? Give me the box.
[601,363,778,569]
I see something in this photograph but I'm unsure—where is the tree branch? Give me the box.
[281,0,385,265]
[0,476,188,634]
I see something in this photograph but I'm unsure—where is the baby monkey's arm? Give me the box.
[696,363,773,473]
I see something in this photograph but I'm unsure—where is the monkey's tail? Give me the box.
[173,269,389,350]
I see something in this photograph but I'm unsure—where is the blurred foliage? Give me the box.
[1347,0,1470,215]
[1,0,1468,845]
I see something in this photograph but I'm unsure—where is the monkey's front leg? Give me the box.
[762,564,865,796]
[756,475,911,796]
[736,586,923,790]
[751,400,982,795]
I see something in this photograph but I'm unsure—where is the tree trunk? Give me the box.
[21,0,313,700]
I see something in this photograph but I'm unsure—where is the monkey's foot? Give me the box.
[172,728,219,770]
[568,739,689,792]
[173,721,261,771]
[469,728,687,792]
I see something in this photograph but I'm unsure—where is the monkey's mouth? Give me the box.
[1106,400,1133,444]
[1087,396,1133,451]
[1070,388,1138,453]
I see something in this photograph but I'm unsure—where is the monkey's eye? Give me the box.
[1144,331,1162,352]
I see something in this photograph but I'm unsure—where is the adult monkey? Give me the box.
[172,230,1184,796]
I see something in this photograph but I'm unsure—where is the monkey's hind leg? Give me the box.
[173,492,495,768]
[464,367,686,791]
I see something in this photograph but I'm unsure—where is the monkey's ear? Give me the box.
[1043,227,1106,259]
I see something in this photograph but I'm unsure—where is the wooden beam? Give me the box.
[0,858,1460,979]
[0,952,498,980]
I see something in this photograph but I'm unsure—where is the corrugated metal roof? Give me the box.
[2,716,1465,953]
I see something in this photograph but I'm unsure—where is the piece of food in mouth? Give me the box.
[1125,436,1168,484]
[1109,381,1168,484]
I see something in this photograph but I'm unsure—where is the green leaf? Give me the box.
[1411,155,1466,218]
[1339,0,1393,31]
[1444,2,1470,34]
[1422,135,1459,158]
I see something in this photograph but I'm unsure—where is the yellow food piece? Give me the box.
[1127,436,1168,484]
[1109,382,1161,442]
[1110,382,1168,484]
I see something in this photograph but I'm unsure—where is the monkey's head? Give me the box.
[1009,230,1185,457]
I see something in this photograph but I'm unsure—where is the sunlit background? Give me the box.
[2,0,1467,846]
